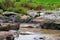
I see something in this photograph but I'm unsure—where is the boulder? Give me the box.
[0,31,14,40]
[0,23,20,31]
[0,9,3,14]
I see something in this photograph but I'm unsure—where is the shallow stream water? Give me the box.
[10,28,60,40]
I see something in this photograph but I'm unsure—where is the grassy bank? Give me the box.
[0,0,60,14]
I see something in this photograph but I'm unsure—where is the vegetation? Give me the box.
[0,0,60,14]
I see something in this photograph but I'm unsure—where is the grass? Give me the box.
[19,0,60,3]
[32,0,60,3]
[0,0,60,3]
[0,0,60,14]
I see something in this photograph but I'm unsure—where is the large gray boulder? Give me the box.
[41,11,60,29]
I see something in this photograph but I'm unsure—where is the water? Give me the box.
[15,35,44,40]
[9,28,60,40]
[14,31,58,40]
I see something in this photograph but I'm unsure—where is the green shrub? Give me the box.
[12,7,28,14]
[19,7,28,14]
[14,2,22,7]
[28,3,38,9]
[1,0,60,15]
[6,7,13,11]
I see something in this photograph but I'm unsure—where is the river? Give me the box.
[14,28,60,40]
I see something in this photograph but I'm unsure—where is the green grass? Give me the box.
[32,0,60,3]
[0,0,60,14]
[0,0,60,3]
[19,0,60,3]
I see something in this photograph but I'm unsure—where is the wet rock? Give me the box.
[8,23,20,30]
[0,31,14,40]
[6,35,14,40]
[27,10,40,18]
[0,23,20,31]
[34,36,45,40]
[20,23,40,28]
[0,9,3,14]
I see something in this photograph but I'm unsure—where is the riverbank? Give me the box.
[20,28,60,34]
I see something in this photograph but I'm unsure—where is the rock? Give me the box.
[8,23,20,30]
[0,31,14,40]
[0,9,3,14]
[34,36,45,40]
[27,10,40,18]
[0,23,20,31]
[20,23,40,28]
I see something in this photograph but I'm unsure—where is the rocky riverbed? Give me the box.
[13,28,60,40]
[0,28,60,40]
[14,29,60,40]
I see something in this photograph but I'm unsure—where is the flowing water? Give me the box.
[13,28,60,40]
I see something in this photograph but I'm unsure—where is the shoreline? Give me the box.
[20,28,60,34]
